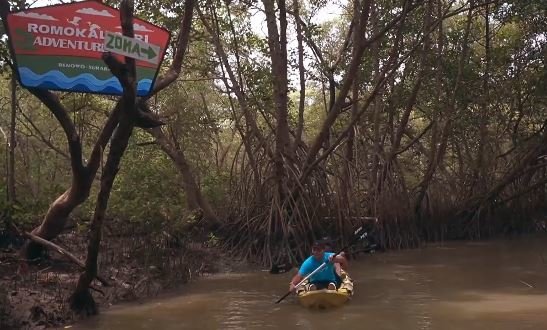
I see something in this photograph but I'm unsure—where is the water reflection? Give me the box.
[75,235,547,330]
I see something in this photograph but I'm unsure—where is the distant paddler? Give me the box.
[289,239,348,292]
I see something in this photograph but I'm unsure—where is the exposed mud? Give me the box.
[0,228,225,330]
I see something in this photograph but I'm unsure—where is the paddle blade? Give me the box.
[353,226,364,236]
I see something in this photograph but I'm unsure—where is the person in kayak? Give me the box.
[289,240,348,292]
[322,237,347,286]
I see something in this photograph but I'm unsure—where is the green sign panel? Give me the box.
[104,31,161,64]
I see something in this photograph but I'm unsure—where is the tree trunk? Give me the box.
[292,0,306,157]
[70,0,138,313]
[71,108,135,314]
[377,0,433,192]
[295,2,416,189]
[198,5,270,206]
[149,127,220,227]
[341,0,364,214]
[369,2,382,195]
[470,1,490,196]
[303,0,373,172]
[21,89,122,260]
[71,103,136,314]
[414,1,475,215]
[197,6,273,160]
[263,0,290,200]
[8,74,17,203]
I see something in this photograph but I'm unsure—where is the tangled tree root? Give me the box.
[69,289,97,316]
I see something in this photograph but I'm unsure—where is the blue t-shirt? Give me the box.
[298,252,335,283]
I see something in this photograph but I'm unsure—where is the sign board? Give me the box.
[104,31,161,64]
[5,0,170,96]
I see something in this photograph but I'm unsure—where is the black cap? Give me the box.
[319,236,335,244]
[312,237,334,248]
[312,240,326,248]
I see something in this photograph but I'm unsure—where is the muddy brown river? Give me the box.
[74,236,547,329]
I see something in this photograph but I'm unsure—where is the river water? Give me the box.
[75,236,547,330]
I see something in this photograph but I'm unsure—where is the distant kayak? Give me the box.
[296,271,354,309]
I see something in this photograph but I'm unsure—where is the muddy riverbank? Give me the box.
[0,228,226,329]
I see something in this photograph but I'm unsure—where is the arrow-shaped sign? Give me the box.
[104,31,161,64]
[141,46,157,60]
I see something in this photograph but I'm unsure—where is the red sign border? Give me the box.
[3,0,172,97]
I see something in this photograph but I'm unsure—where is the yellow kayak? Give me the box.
[296,272,354,309]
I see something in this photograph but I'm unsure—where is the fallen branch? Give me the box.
[23,230,110,287]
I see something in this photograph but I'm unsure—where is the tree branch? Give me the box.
[21,229,110,287]
[144,0,196,97]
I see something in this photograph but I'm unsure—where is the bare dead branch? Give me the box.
[23,230,110,287]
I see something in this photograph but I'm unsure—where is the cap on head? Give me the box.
[316,236,335,245]
[312,240,326,249]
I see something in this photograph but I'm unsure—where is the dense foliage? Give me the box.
[0,0,545,266]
